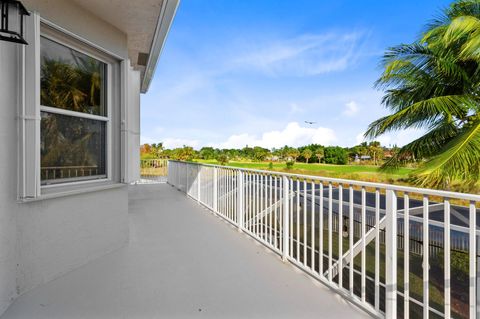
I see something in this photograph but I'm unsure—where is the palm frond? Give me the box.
[369,0,480,190]
[380,121,458,170]
[414,119,480,188]
[443,15,480,45]
[365,95,471,138]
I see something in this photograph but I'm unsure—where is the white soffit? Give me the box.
[71,0,179,93]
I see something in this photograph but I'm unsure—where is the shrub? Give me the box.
[286,161,294,170]
[216,154,229,166]
[324,146,348,165]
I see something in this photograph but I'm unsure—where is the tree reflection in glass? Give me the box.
[40,37,106,115]
[41,112,106,184]
[40,36,108,184]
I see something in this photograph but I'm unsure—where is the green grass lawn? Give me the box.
[195,159,414,185]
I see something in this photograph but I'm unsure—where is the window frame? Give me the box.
[39,32,112,187]
[18,12,126,201]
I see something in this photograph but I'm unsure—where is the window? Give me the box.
[19,14,127,200]
[39,36,109,185]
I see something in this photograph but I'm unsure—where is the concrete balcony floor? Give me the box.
[2,184,368,319]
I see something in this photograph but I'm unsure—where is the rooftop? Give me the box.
[1,184,367,319]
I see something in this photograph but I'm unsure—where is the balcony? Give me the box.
[167,161,480,318]
[0,183,367,319]
[2,161,479,319]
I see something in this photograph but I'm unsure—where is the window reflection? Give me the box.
[41,112,106,184]
[40,36,106,116]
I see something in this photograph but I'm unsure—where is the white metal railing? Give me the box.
[167,160,480,319]
[140,159,168,183]
[41,165,100,179]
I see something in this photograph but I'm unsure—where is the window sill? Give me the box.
[19,182,126,203]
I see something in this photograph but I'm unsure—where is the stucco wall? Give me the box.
[127,67,141,183]
[0,1,136,316]
[0,41,22,317]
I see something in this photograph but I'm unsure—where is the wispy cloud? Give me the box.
[289,103,304,114]
[232,31,369,77]
[343,100,359,116]
[213,122,337,149]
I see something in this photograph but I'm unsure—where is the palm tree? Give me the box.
[365,0,480,188]
[367,142,384,166]
[73,54,104,114]
[41,59,86,111]
[302,149,313,163]
[424,0,480,62]
[288,148,300,163]
[315,148,324,163]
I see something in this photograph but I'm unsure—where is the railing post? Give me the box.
[385,189,397,318]
[186,163,189,195]
[175,162,179,188]
[167,160,170,184]
[197,165,201,202]
[282,175,290,262]
[237,170,244,232]
[175,162,178,188]
[213,167,218,214]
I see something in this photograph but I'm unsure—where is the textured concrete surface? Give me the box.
[1,184,369,319]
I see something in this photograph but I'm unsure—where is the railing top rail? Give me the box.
[168,160,480,201]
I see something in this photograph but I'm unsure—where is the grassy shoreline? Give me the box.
[195,159,414,185]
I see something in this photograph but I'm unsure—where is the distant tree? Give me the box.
[288,148,300,162]
[302,149,313,163]
[199,147,216,160]
[173,146,195,161]
[162,149,173,158]
[358,143,368,156]
[367,141,384,165]
[216,153,229,166]
[151,142,164,158]
[315,148,324,163]
[324,146,348,165]
[253,146,270,161]
[271,148,282,161]
[241,146,255,160]
[279,145,291,161]
[140,143,152,155]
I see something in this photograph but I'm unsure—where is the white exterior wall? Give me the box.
[0,0,141,315]
[0,42,22,316]
[126,67,141,183]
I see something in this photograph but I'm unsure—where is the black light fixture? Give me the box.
[0,0,30,45]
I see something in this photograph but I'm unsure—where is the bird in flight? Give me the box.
[304,121,316,125]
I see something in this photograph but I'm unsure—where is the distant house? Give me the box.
[268,155,280,162]
[384,150,394,158]
[0,0,178,316]
[355,155,371,162]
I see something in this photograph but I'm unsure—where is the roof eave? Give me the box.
[141,0,179,94]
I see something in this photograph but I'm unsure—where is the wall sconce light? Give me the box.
[0,0,30,45]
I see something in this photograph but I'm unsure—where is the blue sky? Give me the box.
[141,0,452,149]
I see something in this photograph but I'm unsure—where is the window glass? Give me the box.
[40,36,107,116]
[40,112,106,185]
